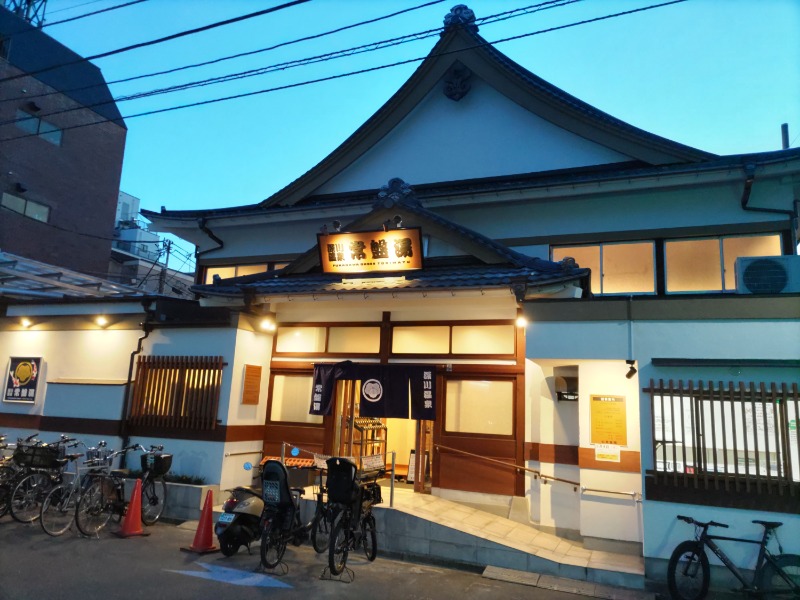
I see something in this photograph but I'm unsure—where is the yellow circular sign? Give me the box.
[14,362,34,386]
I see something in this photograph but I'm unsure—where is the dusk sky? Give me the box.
[40,0,800,261]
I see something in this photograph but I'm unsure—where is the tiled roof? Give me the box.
[195,261,588,298]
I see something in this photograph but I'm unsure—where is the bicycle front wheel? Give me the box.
[667,541,710,600]
[362,513,377,561]
[76,480,112,536]
[260,521,287,569]
[140,476,167,525]
[40,484,77,536]
[757,554,800,597]
[10,472,52,523]
[311,506,333,553]
[329,516,351,575]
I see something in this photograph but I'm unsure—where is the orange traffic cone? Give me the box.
[181,489,219,554]
[115,478,150,538]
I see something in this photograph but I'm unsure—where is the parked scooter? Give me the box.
[215,463,264,556]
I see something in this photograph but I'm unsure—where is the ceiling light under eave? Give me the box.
[95,316,109,328]
[20,318,32,328]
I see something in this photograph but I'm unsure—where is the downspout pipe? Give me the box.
[740,163,799,253]
[196,217,224,259]
[118,301,155,469]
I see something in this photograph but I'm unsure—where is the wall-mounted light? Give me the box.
[625,359,637,379]
[393,215,403,228]
[20,318,32,328]
[516,316,528,328]
[332,220,341,232]
[259,318,276,332]
[95,316,109,328]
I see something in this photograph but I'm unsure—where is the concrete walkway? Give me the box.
[373,486,647,593]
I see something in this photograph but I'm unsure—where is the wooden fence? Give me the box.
[128,356,224,430]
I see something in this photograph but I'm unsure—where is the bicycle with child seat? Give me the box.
[667,515,800,599]
[326,457,382,576]
[75,444,170,536]
[310,466,335,553]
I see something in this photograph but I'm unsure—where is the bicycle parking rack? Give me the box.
[257,562,289,576]
[319,565,355,584]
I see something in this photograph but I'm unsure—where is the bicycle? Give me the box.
[667,515,800,599]
[310,466,335,553]
[259,459,310,570]
[39,441,107,536]
[326,457,382,577]
[75,443,170,536]
[8,435,78,523]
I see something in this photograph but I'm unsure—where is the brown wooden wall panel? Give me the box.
[438,435,516,459]
[262,423,325,458]
[241,365,262,406]
[578,447,640,473]
[526,443,579,466]
[437,452,516,495]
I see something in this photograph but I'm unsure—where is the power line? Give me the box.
[0,0,448,106]
[43,0,147,28]
[0,0,312,84]
[0,0,688,144]
[48,0,112,15]
[0,0,578,126]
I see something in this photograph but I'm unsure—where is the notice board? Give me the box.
[590,395,627,446]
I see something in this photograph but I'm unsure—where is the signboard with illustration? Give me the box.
[318,228,423,274]
[5,357,42,403]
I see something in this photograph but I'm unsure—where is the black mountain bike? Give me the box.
[667,515,800,599]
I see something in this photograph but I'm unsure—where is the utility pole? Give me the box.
[3,0,48,27]
[158,239,171,294]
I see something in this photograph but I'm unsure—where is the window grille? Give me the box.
[646,379,799,511]
[128,355,224,430]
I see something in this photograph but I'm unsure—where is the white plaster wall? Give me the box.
[220,440,265,490]
[579,469,643,543]
[0,328,141,417]
[225,328,273,426]
[527,321,628,360]
[315,77,631,194]
[644,501,800,567]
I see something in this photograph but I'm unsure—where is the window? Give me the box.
[270,375,322,424]
[15,110,62,145]
[445,379,514,435]
[275,327,326,353]
[205,263,287,283]
[665,234,781,293]
[128,355,224,430]
[552,242,655,294]
[1,193,50,223]
[647,379,799,513]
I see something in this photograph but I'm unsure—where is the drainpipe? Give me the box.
[196,217,224,258]
[118,301,155,469]
[740,163,799,253]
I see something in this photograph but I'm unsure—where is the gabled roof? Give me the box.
[260,11,712,209]
[0,6,124,125]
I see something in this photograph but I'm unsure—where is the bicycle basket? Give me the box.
[86,447,112,464]
[14,444,62,469]
[142,453,172,476]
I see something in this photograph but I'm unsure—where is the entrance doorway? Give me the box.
[328,379,432,492]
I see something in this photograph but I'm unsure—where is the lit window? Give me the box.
[445,379,513,435]
[270,375,323,424]
[204,264,268,283]
[666,234,781,293]
[1,193,50,223]
[15,110,62,145]
[553,242,654,294]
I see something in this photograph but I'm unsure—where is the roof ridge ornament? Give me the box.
[376,178,419,208]
[443,4,478,34]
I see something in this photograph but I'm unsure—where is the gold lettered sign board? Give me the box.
[318,228,423,274]
[590,395,627,447]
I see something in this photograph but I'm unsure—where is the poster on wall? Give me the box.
[590,395,627,447]
[5,357,42,403]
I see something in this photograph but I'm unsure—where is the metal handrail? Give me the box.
[434,443,640,500]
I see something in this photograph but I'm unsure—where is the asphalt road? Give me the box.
[0,516,599,600]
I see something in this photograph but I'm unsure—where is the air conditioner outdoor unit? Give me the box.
[735,255,800,294]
